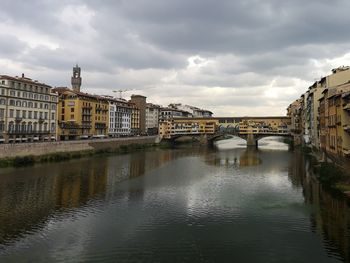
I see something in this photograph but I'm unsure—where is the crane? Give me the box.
[113,89,133,99]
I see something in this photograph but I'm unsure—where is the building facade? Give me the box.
[146,103,160,135]
[159,107,193,122]
[130,95,147,135]
[159,118,219,139]
[0,74,58,143]
[105,97,132,137]
[168,103,213,118]
[54,88,109,140]
[130,103,140,135]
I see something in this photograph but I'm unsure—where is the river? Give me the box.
[0,137,349,262]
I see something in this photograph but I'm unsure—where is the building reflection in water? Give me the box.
[0,158,109,245]
[0,145,350,262]
[288,151,350,262]
[205,147,262,168]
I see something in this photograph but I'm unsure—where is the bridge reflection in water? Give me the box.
[0,141,349,262]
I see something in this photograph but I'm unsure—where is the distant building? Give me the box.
[168,103,213,117]
[159,107,193,122]
[129,103,140,135]
[102,96,132,137]
[71,65,82,92]
[0,74,58,143]
[145,103,161,135]
[319,83,350,159]
[287,99,303,145]
[130,95,147,135]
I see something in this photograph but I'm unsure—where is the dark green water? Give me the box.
[0,137,349,262]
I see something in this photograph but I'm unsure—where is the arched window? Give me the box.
[9,100,15,106]
[16,100,21,107]
[0,99,5,105]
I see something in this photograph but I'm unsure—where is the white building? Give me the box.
[168,103,213,117]
[0,74,58,143]
[105,96,132,137]
[146,103,161,135]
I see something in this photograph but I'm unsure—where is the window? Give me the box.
[28,111,32,119]
[22,110,26,118]
[9,109,14,118]
[0,109,4,118]
[44,112,48,119]
[71,108,74,112]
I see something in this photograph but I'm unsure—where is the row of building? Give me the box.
[287,66,350,160]
[0,66,213,143]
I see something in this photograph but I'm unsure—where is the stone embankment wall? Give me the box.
[0,136,159,159]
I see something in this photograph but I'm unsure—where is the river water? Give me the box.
[0,137,349,262]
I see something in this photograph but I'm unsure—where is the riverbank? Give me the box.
[300,146,350,196]
[0,136,161,168]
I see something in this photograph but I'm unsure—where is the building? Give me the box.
[71,65,82,92]
[130,103,140,135]
[104,96,132,137]
[54,87,109,140]
[0,74,58,143]
[287,99,303,145]
[145,103,161,135]
[319,83,350,159]
[168,103,213,117]
[130,95,147,135]
[159,118,219,139]
[159,107,193,122]
[299,66,350,148]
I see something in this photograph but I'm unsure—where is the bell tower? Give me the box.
[71,64,82,92]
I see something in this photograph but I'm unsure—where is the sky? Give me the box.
[1,0,350,116]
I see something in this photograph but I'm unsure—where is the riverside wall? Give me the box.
[0,136,160,159]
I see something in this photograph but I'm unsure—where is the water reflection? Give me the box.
[288,151,350,262]
[0,141,349,262]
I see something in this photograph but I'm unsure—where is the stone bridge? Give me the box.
[159,116,291,147]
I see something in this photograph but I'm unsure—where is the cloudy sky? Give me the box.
[1,0,350,116]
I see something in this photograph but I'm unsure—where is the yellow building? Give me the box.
[130,103,140,135]
[53,87,109,140]
[319,83,350,159]
[159,118,219,139]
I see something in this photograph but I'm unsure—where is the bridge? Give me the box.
[158,116,291,147]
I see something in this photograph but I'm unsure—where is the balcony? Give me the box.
[15,117,22,122]
[38,117,45,123]
[83,106,92,110]
[7,130,50,135]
